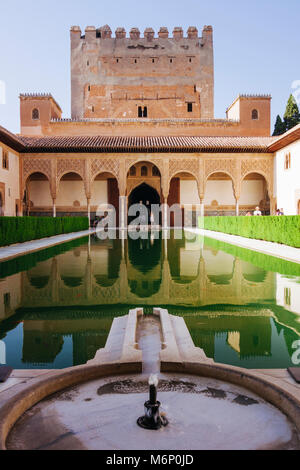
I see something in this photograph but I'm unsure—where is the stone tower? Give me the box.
[70,25,214,120]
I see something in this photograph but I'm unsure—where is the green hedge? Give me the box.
[0,216,89,247]
[199,216,300,248]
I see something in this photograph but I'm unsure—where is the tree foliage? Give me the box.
[272,94,300,135]
[273,115,286,136]
[284,94,300,131]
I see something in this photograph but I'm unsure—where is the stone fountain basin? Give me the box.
[5,373,300,450]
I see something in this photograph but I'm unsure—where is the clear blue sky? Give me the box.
[0,0,299,134]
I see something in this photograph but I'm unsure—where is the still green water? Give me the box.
[0,230,299,370]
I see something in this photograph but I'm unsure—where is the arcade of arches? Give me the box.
[22,153,274,225]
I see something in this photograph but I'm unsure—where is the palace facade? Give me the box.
[0,25,299,222]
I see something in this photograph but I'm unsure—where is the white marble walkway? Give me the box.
[188,228,300,264]
[0,229,95,262]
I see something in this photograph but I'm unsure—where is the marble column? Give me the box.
[52,198,56,218]
[235,198,240,216]
[87,198,91,227]
[119,195,127,230]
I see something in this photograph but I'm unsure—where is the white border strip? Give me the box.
[0,229,95,262]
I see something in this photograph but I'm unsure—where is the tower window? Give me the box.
[138,106,148,118]
[170,58,173,63]
[88,85,91,92]
[194,85,197,93]
[141,166,148,177]
[32,108,39,120]
[91,106,95,113]
[87,60,89,66]
[187,102,193,113]
[252,109,258,120]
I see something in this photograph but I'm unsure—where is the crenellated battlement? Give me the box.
[19,93,62,112]
[70,24,212,41]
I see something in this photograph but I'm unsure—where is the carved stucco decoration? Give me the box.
[91,158,120,181]
[169,159,199,181]
[204,159,236,180]
[57,159,85,181]
[23,158,52,182]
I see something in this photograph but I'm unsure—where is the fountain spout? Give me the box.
[137,375,168,430]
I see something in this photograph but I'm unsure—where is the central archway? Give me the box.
[128,183,161,225]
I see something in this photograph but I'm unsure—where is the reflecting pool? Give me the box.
[0,231,300,369]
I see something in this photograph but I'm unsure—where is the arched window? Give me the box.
[130,166,136,176]
[32,108,40,120]
[152,166,160,177]
[141,166,148,177]
[252,109,258,120]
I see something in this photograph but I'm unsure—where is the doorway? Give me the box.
[128,183,161,225]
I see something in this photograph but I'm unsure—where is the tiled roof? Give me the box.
[20,135,275,153]
[268,124,300,152]
[0,125,25,152]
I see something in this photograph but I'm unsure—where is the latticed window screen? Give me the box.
[252,109,258,120]
[32,108,39,120]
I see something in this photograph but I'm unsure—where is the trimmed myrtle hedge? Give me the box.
[200,216,300,248]
[0,216,89,247]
